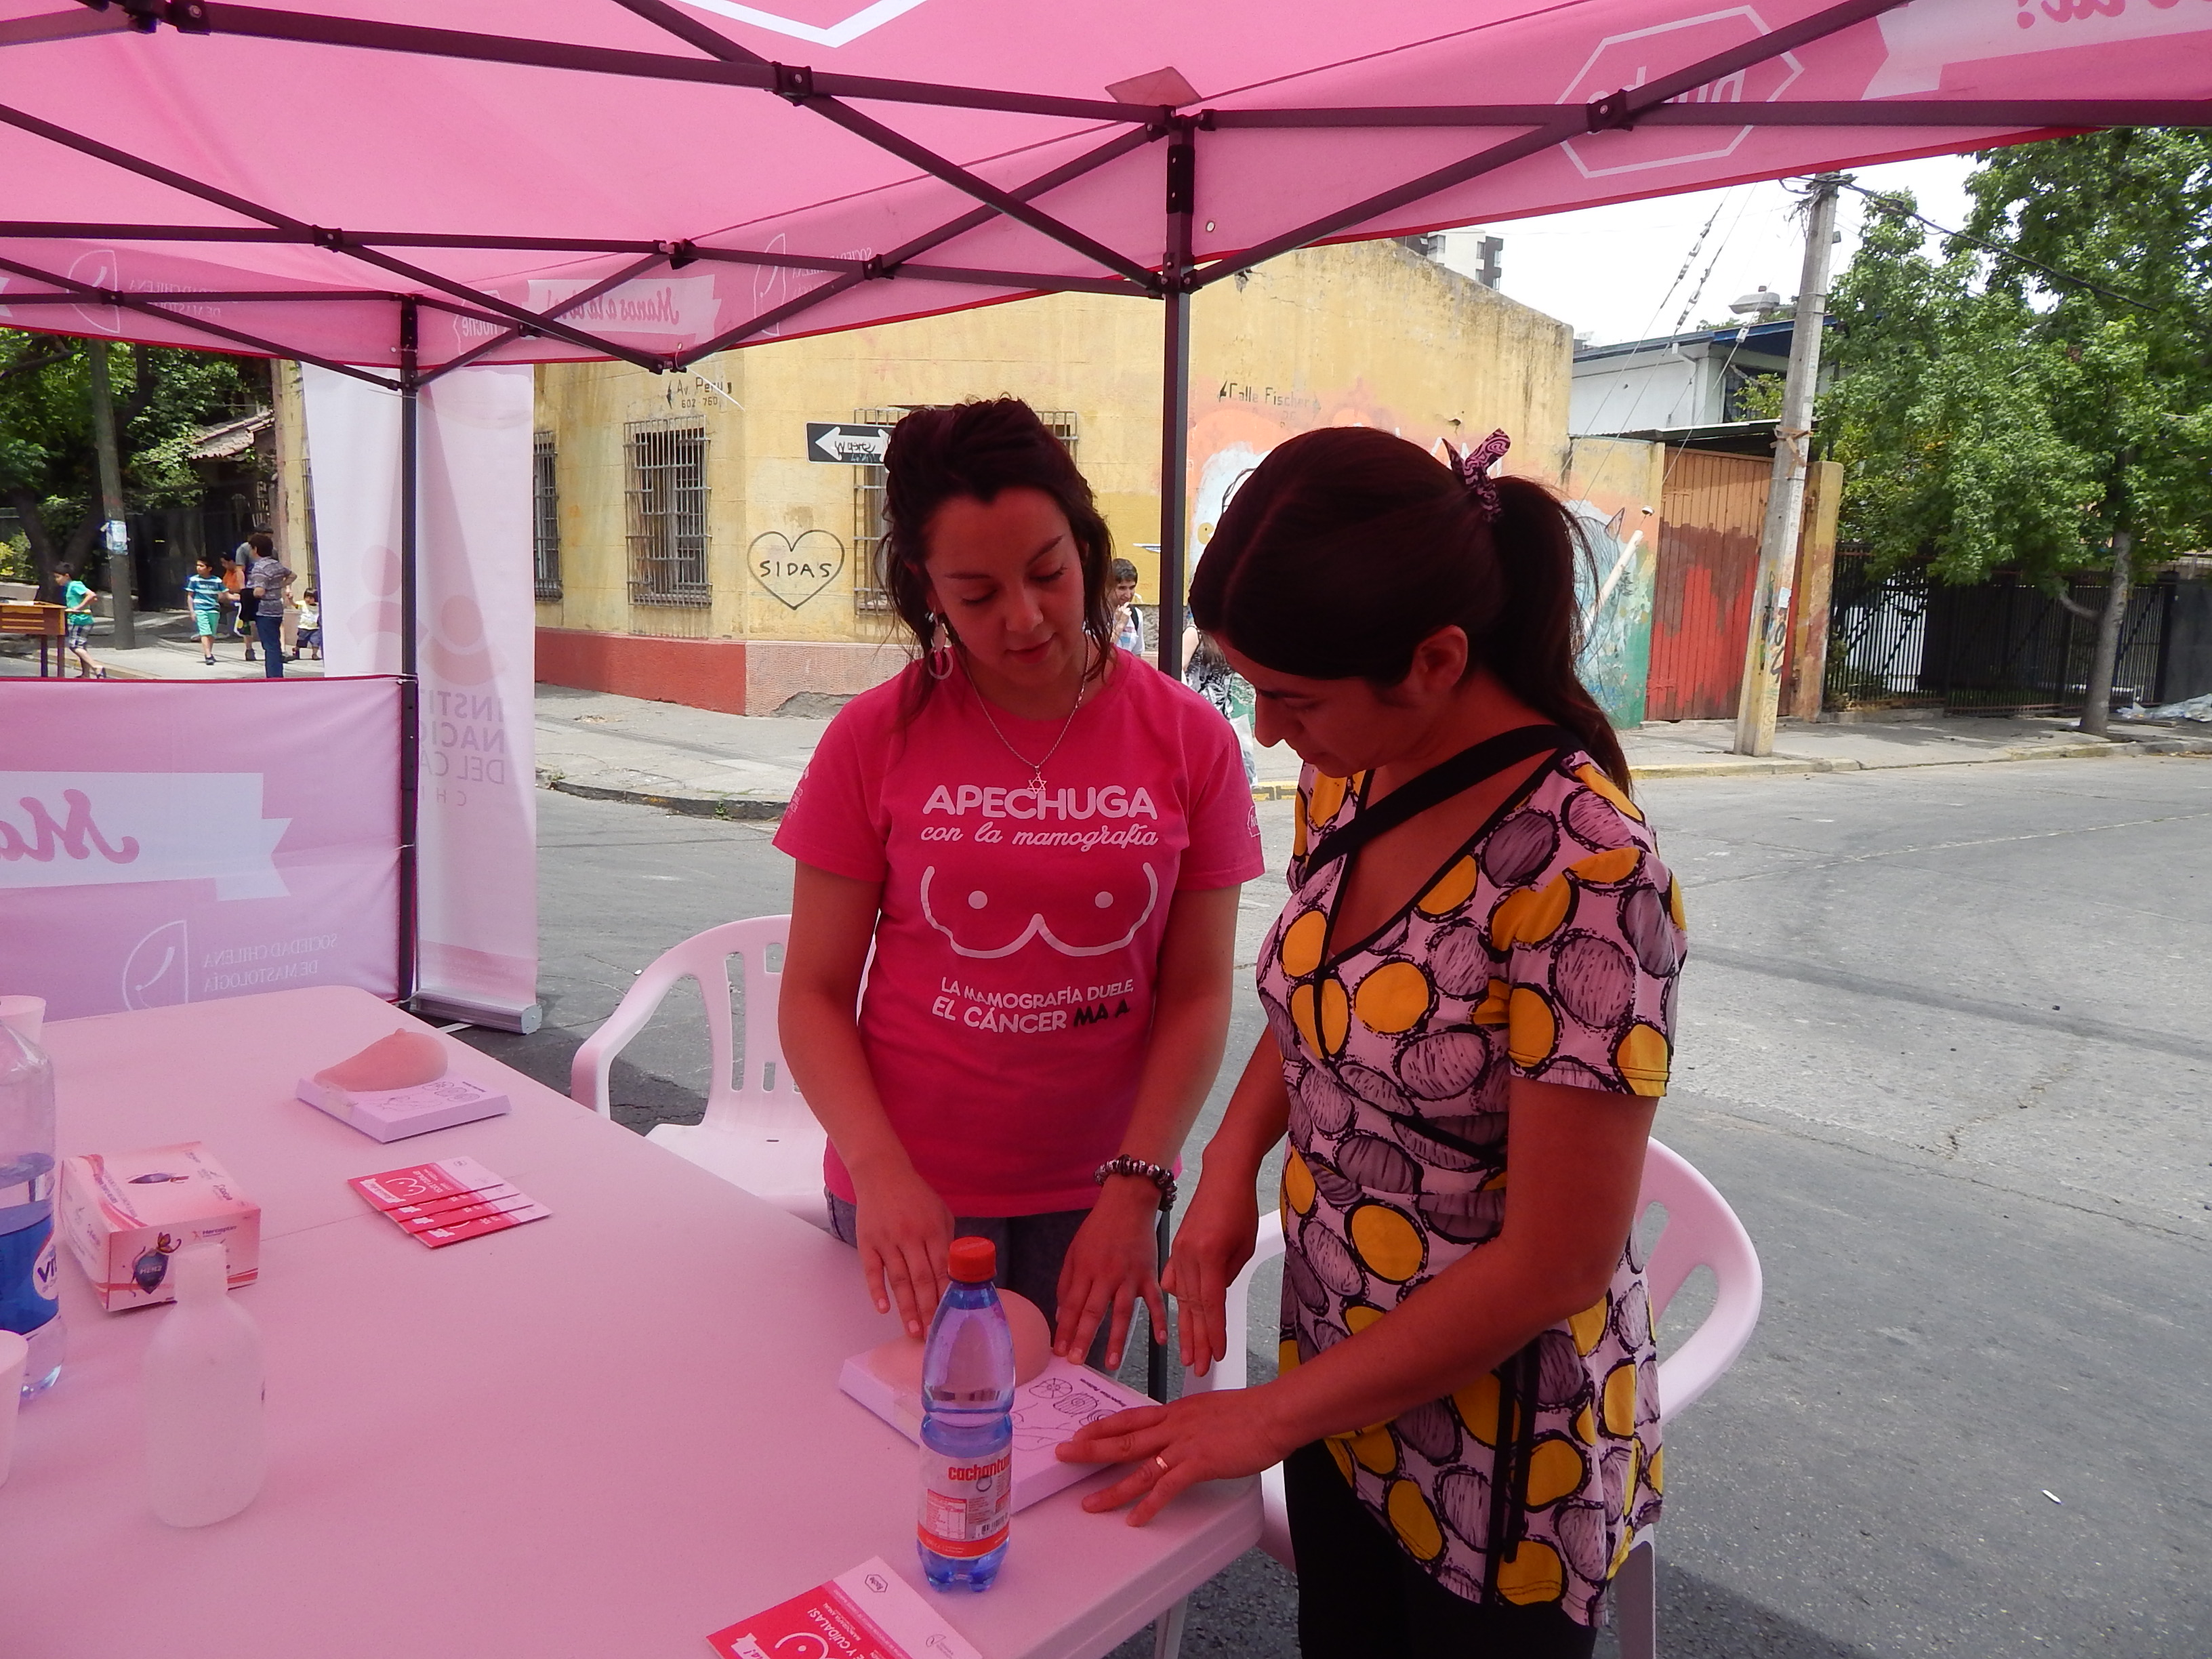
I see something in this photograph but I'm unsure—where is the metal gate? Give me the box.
[1647,451,1769,721]
[1824,554,2177,714]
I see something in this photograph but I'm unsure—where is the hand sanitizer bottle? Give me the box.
[144,1241,264,1527]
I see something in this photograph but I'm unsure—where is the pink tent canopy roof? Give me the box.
[1,0,2208,381]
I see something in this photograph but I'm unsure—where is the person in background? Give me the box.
[184,556,226,666]
[244,531,292,678]
[56,562,104,678]
[234,558,259,662]
[293,588,322,661]
[1111,556,1146,657]
[217,551,243,643]
[1183,628,1261,785]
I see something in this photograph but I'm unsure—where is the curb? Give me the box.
[535,733,2212,818]
[1631,756,1857,780]
[536,769,788,820]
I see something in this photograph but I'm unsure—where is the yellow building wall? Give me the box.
[533,240,1571,687]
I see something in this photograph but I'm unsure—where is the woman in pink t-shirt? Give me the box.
[775,399,1264,1370]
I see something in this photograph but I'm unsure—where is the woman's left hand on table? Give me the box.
[1053,1178,1168,1369]
[1056,1389,1292,1525]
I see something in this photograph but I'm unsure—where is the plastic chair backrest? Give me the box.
[569,915,798,1128]
[1634,1137,1763,1417]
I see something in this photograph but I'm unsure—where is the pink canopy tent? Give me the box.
[1,0,2205,1015]
[5,0,2210,665]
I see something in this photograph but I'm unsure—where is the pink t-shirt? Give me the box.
[774,651,1265,1214]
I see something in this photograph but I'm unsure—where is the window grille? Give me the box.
[532,432,561,599]
[851,408,1077,615]
[626,420,710,607]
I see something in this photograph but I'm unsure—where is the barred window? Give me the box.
[532,432,561,600]
[851,407,1077,615]
[626,420,710,607]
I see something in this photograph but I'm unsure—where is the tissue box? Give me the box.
[296,1073,510,1142]
[59,1141,260,1311]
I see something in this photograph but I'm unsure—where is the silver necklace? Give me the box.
[971,659,1089,793]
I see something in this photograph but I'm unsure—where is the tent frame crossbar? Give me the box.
[16,0,2200,380]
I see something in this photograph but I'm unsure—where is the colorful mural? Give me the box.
[1563,439,1664,730]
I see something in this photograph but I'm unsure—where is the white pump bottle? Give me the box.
[143,1240,264,1526]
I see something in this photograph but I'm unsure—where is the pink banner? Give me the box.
[0,678,402,1021]
[300,365,541,1028]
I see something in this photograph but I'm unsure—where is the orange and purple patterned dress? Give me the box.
[1257,751,1686,1626]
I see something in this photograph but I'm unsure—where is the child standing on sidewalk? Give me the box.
[56,562,104,678]
[294,590,322,661]
[184,556,226,665]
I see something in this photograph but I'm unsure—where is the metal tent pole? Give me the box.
[1155,121,1195,685]
[397,298,421,1003]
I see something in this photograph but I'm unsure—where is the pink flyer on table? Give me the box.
[708,1558,979,1659]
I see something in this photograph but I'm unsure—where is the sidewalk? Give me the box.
[0,611,325,681]
[531,684,2212,817]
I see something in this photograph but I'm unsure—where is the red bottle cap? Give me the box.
[947,1236,996,1284]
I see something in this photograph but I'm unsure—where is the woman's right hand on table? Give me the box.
[1161,1172,1261,1378]
[852,1165,956,1336]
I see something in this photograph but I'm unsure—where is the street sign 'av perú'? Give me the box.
[806,422,893,464]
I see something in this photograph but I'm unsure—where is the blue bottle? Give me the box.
[0,1007,64,1398]
[917,1236,1015,1591]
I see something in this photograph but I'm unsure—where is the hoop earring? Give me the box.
[926,613,956,681]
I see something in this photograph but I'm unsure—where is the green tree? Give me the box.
[0,330,264,598]
[1821,131,2212,731]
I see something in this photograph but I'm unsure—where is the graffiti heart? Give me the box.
[750,529,847,609]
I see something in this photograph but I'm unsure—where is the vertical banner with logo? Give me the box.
[302,365,540,1029]
[0,679,401,1019]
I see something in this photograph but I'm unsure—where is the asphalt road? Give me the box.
[464,755,2212,1658]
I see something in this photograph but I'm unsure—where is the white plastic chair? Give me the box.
[1162,1136,1761,1659]
[569,916,830,1229]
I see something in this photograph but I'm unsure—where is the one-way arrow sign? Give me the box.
[806,422,893,464]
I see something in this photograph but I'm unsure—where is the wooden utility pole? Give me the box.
[86,338,136,651]
[1734,173,1843,755]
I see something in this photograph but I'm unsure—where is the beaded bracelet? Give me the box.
[1094,1155,1176,1210]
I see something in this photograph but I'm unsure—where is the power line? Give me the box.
[1838,178,2158,314]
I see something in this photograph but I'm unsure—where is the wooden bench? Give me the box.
[0,601,67,677]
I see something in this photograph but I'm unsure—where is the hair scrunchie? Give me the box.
[1454,428,1511,518]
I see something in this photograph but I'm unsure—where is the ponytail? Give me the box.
[1481,476,1631,789]
[1188,426,1631,791]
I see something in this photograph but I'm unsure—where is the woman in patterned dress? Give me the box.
[1061,427,1685,1657]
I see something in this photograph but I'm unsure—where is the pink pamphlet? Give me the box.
[708,1557,978,1659]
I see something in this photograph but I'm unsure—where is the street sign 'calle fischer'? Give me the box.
[806,423,893,464]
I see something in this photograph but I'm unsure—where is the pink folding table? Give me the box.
[0,984,1258,1658]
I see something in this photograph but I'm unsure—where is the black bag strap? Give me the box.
[1299,724,1576,880]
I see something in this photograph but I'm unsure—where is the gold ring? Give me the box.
[1152,1454,1170,1475]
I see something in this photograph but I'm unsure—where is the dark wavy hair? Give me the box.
[1187,426,1631,788]
[882,398,1115,712]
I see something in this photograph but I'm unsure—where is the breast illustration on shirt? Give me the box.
[918,862,1162,959]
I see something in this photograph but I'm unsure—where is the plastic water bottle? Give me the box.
[0,1000,64,1399]
[144,1241,264,1527]
[918,1235,1015,1591]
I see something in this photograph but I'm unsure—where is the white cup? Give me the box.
[0,1328,28,1487]
[0,996,44,1045]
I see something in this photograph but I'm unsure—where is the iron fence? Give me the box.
[533,432,562,600]
[1825,551,2177,714]
[625,419,709,607]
